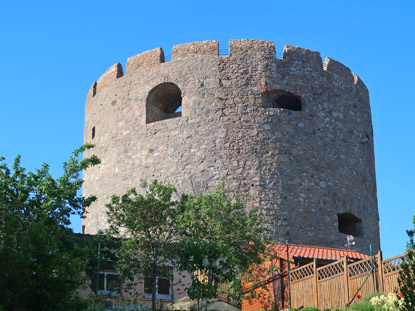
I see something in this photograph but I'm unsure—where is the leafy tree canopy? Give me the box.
[0,144,100,311]
[106,180,267,310]
[106,180,182,311]
[176,182,267,305]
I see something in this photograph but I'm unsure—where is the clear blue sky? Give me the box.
[0,0,413,259]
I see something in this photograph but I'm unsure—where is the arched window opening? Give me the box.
[146,83,182,124]
[337,213,363,237]
[262,90,302,111]
[92,126,95,139]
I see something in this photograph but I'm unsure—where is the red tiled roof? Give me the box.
[269,243,369,261]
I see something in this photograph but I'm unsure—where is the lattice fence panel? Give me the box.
[318,261,344,280]
[349,259,373,278]
[383,253,409,275]
[290,262,314,282]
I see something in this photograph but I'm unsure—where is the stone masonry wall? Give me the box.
[83,39,380,254]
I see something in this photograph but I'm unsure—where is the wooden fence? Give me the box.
[289,252,409,310]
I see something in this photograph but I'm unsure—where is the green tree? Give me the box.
[106,180,267,311]
[0,145,100,311]
[106,180,182,311]
[398,215,415,311]
[176,182,267,308]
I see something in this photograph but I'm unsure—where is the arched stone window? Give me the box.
[146,83,182,124]
[262,90,302,111]
[337,212,363,237]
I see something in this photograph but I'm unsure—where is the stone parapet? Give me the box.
[94,63,123,97]
[324,57,354,85]
[125,47,165,75]
[87,40,364,100]
[282,44,323,70]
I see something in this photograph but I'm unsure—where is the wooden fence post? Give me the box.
[377,250,384,293]
[286,241,292,310]
[344,256,349,305]
[280,258,285,309]
[313,259,319,309]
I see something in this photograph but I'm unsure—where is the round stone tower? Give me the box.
[83,39,380,253]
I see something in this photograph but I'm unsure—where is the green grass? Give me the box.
[347,295,376,311]
[291,294,379,311]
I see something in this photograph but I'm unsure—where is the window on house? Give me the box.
[262,90,302,111]
[146,82,182,124]
[337,213,363,237]
[93,271,122,296]
[144,274,172,300]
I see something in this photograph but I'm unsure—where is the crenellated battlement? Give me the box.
[324,57,354,85]
[87,39,366,100]
[282,44,322,70]
[172,40,219,60]
[229,39,276,58]
[125,47,165,75]
[87,62,123,101]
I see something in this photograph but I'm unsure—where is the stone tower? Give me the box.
[83,39,380,253]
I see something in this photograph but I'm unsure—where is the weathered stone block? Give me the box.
[172,40,218,60]
[96,63,123,94]
[229,39,276,58]
[324,57,354,84]
[283,44,322,70]
[125,47,165,75]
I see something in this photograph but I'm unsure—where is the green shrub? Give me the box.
[398,215,415,311]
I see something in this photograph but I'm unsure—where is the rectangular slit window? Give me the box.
[143,274,172,300]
